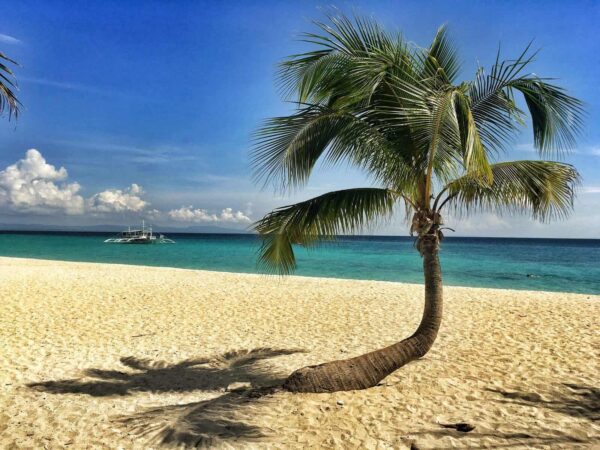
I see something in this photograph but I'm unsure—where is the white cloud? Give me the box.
[220,207,252,223]
[168,206,251,223]
[449,213,511,234]
[582,186,600,194]
[88,183,148,213]
[0,33,20,44]
[0,150,254,225]
[0,149,85,214]
[144,208,163,220]
[0,149,149,216]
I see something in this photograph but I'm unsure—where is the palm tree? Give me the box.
[252,14,582,393]
[0,51,20,119]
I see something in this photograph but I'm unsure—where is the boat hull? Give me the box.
[104,237,175,244]
[104,223,175,244]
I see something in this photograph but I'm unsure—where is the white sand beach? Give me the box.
[0,256,598,449]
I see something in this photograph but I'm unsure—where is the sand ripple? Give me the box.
[0,257,598,449]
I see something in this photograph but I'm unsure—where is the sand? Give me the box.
[0,256,598,449]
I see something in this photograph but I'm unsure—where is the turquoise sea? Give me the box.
[0,232,598,294]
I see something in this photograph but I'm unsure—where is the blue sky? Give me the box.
[0,0,599,237]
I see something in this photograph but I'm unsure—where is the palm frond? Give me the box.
[0,51,20,120]
[252,105,352,189]
[453,88,492,181]
[254,188,398,274]
[467,45,583,156]
[251,103,417,192]
[385,81,475,188]
[278,12,411,106]
[308,12,396,56]
[443,160,580,220]
[508,77,584,153]
[420,25,461,84]
[423,87,461,197]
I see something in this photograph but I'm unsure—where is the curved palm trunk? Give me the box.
[283,234,443,393]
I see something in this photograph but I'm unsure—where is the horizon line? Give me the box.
[0,227,597,241]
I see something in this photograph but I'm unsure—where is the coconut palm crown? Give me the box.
[251,14,582,393]
[0,51,20,119]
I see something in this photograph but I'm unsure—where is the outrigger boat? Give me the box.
[104,221,175,244]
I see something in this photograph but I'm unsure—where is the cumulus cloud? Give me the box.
[0,149,85,214]
[168,206,251,223]
[220,207,252,223]
[1,150,253,225]
[88,183,147,213]
[0,149,148,216]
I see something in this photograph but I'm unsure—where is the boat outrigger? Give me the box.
[104,221,175,244]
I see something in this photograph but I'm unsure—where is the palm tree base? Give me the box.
[282,335,428,393]
[283,360,382,393]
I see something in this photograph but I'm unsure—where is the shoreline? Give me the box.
[1,255,596,297]
[1,256,598,448]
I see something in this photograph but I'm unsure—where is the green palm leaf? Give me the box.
[419,25,461,84]
[468,46,583,155]
[443,160,580,220]
[0,52,20,120]
[254,188,398,274]
[252,103,417,192]
[508,77,584,153]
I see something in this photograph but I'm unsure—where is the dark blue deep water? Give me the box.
[0,232,598,294]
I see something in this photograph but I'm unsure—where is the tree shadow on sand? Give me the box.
[407,428,587,449]
[405,384,598,449]
[119,387,282,447]
[486,383,599,422]
[28,348,304,447]
[28,348,302,396]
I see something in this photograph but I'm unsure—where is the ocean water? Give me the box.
[0,232,598,294]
